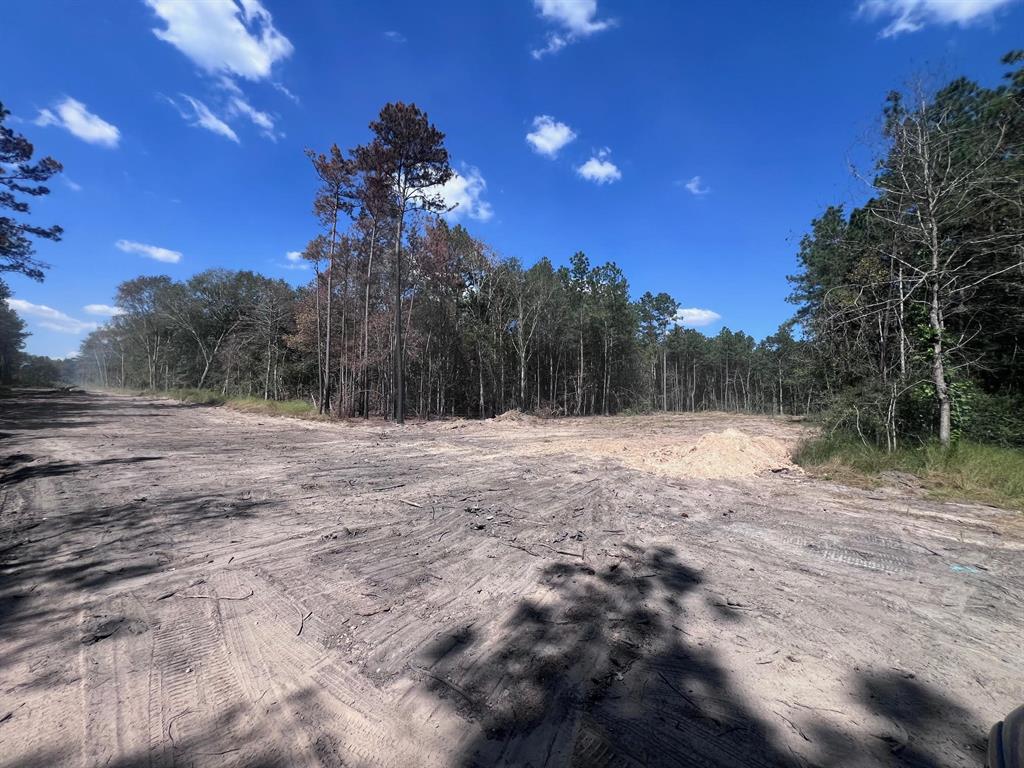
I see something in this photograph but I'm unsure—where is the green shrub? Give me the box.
[796,434,1024,509]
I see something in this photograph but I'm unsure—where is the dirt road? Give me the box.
[1,390,1021,767]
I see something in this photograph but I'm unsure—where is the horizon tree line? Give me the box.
[7,54,1024,450]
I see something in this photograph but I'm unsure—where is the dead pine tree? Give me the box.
[356,103,452,424]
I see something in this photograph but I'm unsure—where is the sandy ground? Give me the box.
[1,389,1021,768]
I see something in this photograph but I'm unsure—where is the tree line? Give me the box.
[69,101,809,420]
[74,243,811,420]
[6,54,1024,449]
[789,52,1024,448]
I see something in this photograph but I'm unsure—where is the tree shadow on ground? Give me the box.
[4,686,340,768]
[0,387,193,434]
[0,455,162,485]
[416,544,804,767]
[855,670,988,767]
[415,543,992,768]
[0,488,268,677]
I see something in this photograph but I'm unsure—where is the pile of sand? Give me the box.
[584,427,798,480]
[665,428,796,479]
[492,410,540,425]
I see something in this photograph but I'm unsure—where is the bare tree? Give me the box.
[870,85,1024,446]
[306,146,355,414]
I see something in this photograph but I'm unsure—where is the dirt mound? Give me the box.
[671,428,796,478]
[582,428,799,479]
[492,409,539,425]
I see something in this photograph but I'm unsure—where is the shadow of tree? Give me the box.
[4,686,345,768]
[854,670,988,767]
[415,544,803,767]
[0,455,162,485]
[0,489,267,676]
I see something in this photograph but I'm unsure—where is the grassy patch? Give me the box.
[226,396,317,417]
[158,388,227,405]
[99,387,319,419]
[795,435,1024,510]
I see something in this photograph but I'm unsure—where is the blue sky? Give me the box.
[4,0,1023,358]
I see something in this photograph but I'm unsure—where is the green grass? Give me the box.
[795,435,1024,510]
[158,388,227,405]
[227,396,317,417]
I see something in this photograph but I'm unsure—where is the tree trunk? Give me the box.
[930,276,951,447]
[362,220,377,419]
[393,213,405,424]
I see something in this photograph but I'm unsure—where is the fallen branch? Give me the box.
[657,671,697,708]
[507,542,539,557]
[535,542,584,558]
[176,588,254,601]
[398,499,423,508]
[297,610,313,636]
[408,663,477,708]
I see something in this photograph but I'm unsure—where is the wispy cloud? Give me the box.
[166,94,240,143]
[435,165,494,222]
[145,0,293,80]
[532,0,615,59]
[526,115,577,158]
[383,30,407,43]
[858,0,1019,36]
[62,176,83,192]
[115,239,183,264]
[34,97,120,148]
[674,307,722,327]
[83,304,125,316]
[6,298,98,334]
[576,148,621,184]
[146,0,292,142]
[227,94,279,140]
[682,175,710,196]
[273,81,299,104]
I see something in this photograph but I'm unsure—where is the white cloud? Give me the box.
[532,0,614,59]
[34,98,120,148]
[83,304,126,316]
[63,176,83,192]
[282,250,309,270]
[145,0,293,80]
[383,30,407,43]
[576,148,621,184]
[858,0,1018,36]
[684,175,710,195]
[526,115,577,157]
[435,166,494,222]
[674,307,722,327]
[174,95,240,142]
[6,299,98,334]
[227,95,279,140]
[115,239,183,264]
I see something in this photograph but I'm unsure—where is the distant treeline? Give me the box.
[73,247,810,419]
[14,54,1024,451]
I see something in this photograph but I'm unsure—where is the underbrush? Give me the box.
[102,387,319,418]
[795,435,1024,510]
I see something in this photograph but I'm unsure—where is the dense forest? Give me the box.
[4,54,1024,449]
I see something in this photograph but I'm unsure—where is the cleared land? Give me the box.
[1,390,1022,768]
